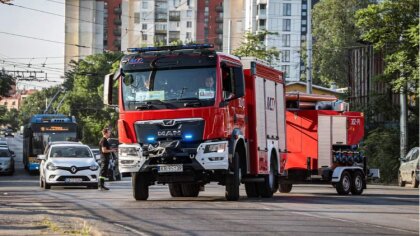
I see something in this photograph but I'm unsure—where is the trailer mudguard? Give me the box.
[331,166,364,183]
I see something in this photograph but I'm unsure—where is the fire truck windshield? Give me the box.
[122,67,216,110]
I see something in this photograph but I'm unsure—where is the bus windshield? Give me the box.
[31,132,77,156]
[122,67,216,110]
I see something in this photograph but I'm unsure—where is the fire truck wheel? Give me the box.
[398,173,405,187]
[335,171,351,195]
[225,152,240,201]
[258,156,277,198]
[168,183,183,197]
[411,173,419,188]
[245,183,259,197]
[279,183,293,193]
[350,171,364,195]
[181,183,200,197]
[132,172,149,200]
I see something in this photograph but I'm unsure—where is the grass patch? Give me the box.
[40,217,91,236]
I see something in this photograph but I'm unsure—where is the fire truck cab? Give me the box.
[104,44,285,201]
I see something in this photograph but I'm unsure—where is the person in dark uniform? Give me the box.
[98,128,116,190]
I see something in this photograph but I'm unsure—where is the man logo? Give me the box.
[157,130,182,137]
[70,166,77,174]
[163,120,175,126]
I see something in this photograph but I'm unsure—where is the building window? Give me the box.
[142,34,147,41]
[302,11,307,16]
[283,19,291,31]
[187,10,192,17]
[301,35,306,41]
[187,21,192,28]
[142,24,147,30]
[281,65,290,78]
[302,26,306,31]
[302,4,307,10]
[282,34,290,47]
[173,0,180,7]
[259,19,266,27]
[187,0,190,6]
[142,1,148,9]
[282,50,290,62]
[134,12,140,24]
[302,19,307,25]
[283,3,291,16]
[186,32,191,39]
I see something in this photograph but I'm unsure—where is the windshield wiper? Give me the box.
[134,100,172,110]
[167,97,202,107]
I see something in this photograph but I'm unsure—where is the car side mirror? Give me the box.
[37,155,46,161]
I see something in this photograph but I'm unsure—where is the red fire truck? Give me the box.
[104,44,378,201]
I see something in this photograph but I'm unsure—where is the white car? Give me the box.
[38,142,100,189]
[399,147,419,188]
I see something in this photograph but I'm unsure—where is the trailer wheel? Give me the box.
[279,183,293,193]
[225,152,240,201]
[410,173,419,188]
[335,171,351,195]
[398,173,405,187]
[132,172,149,200]
[245,183,259,198]
[181,183,200,197]
[258,155,277,198]
[350,171,364,195]
[168,183,183,197]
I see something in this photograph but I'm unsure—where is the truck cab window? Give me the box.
[221,65,235,100]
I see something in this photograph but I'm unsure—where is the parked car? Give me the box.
[4,129,14,137]
[38,142,100,189]
[399,147,419,188]
[0,147,15,175]
[0,140,15,156]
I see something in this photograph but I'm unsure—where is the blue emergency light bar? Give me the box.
[127,44,214,53]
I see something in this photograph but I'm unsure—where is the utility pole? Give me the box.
[306,0,313,94]
[399,36,407,160]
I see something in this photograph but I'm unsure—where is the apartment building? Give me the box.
[121,0,197,50]
[64,0,122,71]
[196,0,224,51]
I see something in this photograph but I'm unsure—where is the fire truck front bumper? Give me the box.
[118,141,229,174]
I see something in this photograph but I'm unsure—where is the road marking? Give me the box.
[291,211,418,234]
[114,223,149,236]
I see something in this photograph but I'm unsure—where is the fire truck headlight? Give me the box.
[204,143,227,153]
[119,146,140,157]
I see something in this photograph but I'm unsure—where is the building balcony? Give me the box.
[216,28,223,34]
[169,15,180,21]
[257,9,266,19]
[113,7,122,14]
[113,28,121,36]
[215,5,223,12]
[257,0,267,4]
[114,18,122,25]
[155,29,167,34]
[215,17,223,23]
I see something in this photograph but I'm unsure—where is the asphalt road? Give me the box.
[0,136,419,235]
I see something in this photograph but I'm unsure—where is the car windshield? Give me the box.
[122,67,216,110]
[49,146,92,158]
[0,150,10,157]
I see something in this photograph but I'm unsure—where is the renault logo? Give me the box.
[70,166,77,174]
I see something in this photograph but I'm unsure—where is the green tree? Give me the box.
[0,69,15,96]
[311,0,370,87]
[233,30,280,65]
[355,0,419,92]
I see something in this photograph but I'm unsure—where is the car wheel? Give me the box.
[181,183,200,197]
[225,152,240,201]
[43,178,51,190]
[39,176,44,188]
[350,171,364,195]
[398,173,406,187]
[335,171,351,195]
[279,183,293,193]
[168,183,183,197]
[411,173,419,188]
[132,172,149,200]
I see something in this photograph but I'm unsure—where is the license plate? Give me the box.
[158,164,183,173]
[65,178,82,183]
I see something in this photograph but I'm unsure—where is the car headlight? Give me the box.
[46,163,57,171]
[89,164,99,171]
[204,143,227,153]
[119,146,139,157]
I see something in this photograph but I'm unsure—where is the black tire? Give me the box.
[225,152,240,201]
[181,183,200,197]
[350,171,364,195]
[335,171,351,195]
[411,173,419,188]
[132,172,149,200]
[279,183,293,193]
[43,178,51,190]
[245,183,259,198]
[168,183,183,197]
[39,176,44,188]
[258,156,277,198]
[398,173,406,187]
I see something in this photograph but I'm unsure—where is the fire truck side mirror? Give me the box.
[104,73,114,106]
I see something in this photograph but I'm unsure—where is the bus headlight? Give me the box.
[46,163,57,171]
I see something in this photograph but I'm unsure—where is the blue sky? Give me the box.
[0,0,65,89]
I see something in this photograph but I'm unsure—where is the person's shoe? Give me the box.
[99,178,110,191]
